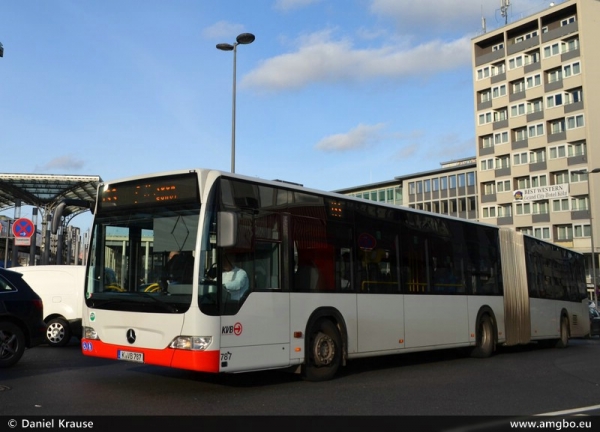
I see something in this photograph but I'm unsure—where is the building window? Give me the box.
[440,177,448,190]
[563,38,579,54]
[543,42,560,58]
[555,225,573,241]
[449,175,456,189]
[467,172,475,187]
[496,180,511,192]
[513,127,527,142]
[432,178,439,192]
[574,224,591,238]
[571,196,589,211]
[552,171,569,185]
[525,50,540,65]
[516,176,530,189]
[481,159,494,171]
[546,93,563,109]
[494,109,508,122]
[492,84,507,98]
[533,201,549,215]
[477,66,491,80]
[547,68,562,83]
[423,179,431,193]
[480,89,492,103]
[527,99,543,114]
[513,152,529,166]
[563,61,580,78]
[534,226,551,240]
[561,16,576,26]
[512,79,525,94]
[508,55,523,70]
[494,131,509,145]
[510,103,526,118]
[516,202,531,215]
[457,173,465,188]
[482,206,496,218]
[567,114,584,130]
[568,141,586,157]
[495,155,510,169]
[531,175,547,187]
[483,182,495,195]
[549,145,566,159]
[528,123,544,138]
[552,198,570,212]
[497,204,512,218]
[526,74,541,89]
[571,169,587,183]
[530,148,546,163]
[549,119,565,135]
[478,112,493,125]
[565,88,583,105]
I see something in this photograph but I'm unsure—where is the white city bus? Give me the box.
[54,169,590,381]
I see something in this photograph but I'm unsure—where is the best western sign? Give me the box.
[513,184,569,202]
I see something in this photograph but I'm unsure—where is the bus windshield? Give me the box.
[84,172,201,314]
[85,205,200,313]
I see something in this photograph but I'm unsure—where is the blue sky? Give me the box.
[1,0,557,229]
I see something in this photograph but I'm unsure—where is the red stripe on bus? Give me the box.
[81,339,220,373]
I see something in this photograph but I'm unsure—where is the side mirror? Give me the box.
[217,211,237,248]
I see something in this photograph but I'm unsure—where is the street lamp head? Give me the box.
[0,42,4,58]
[236,33,255,45]
[216,43,234,51]
[591,168,600,174]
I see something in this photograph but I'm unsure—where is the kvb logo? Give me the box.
[222,322,243,336]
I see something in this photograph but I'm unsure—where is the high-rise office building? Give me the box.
[472,0,600,291]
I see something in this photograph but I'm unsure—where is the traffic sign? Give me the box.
[12,218,35,238]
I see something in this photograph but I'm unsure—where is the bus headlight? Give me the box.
[83,326,99,340]
[169,336,212,351]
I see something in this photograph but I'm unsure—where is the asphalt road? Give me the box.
[2,337,600,431]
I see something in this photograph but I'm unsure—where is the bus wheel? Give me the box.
[302,320,342,382]
[555,316,569,349]
[470,314,495,358]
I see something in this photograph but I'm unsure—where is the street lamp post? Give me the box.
[216,33,255,174]
[573,168,600,308]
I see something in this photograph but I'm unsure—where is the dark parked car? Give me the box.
[0,267,46,367]
[590,307,600,337]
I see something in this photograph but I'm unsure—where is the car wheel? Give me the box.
[0,322,26,368]
[46,318,72,347]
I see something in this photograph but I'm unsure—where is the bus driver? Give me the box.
[222,253,249,295]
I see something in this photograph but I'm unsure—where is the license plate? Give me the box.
[117,350,144,363]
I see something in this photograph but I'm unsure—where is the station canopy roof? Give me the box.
[0,173,102,219]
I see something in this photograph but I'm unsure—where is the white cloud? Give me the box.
[34,155,85,173]
[241,30,472,91]
[370,0,549,35]
[202,21,246,39]
[315,123,386,152]
[273,0,322,12]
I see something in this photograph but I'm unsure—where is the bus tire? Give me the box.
[470,314,495,358]
[555,316,569,349]
[302,320,342,382]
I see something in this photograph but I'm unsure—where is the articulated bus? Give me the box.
[54,169,590,381]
